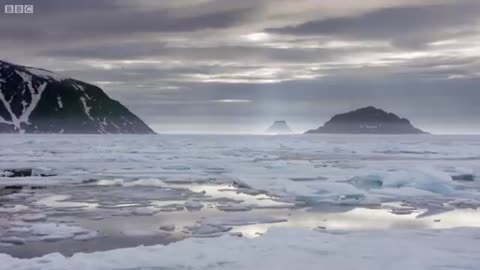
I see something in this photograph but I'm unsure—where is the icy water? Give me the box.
[1,134,480,259]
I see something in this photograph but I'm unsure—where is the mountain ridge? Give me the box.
[0,60,155,134]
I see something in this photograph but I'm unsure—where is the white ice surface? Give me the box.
[1,228,480,270]
[1,134,480,210]
[1,134,480,268]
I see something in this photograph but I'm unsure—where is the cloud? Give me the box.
[266,1,480,48]
[0,0,257,45]
[212,99,252,103]
[1,0,480,133]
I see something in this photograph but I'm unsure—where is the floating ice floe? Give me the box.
[0,236,25,245]
[184,223,232,236]
[184,201,204,211]
[0,205,29,213]
[21,214,47,222]
[30,223,95,242]
[73,232,98,241]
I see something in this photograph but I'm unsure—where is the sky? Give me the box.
[1,0,479,134]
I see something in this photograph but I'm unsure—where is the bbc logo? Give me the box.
[4,5,34,14]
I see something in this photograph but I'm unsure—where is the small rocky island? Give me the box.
[305,106,427,134]
[266,120,293,134]
[0,60,154,134]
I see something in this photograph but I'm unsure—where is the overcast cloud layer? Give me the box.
[1,0,479,133]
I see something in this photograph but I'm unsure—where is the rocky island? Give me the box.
[305,106,427,134]
[265,120,293,134]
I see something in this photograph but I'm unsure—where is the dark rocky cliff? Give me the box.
[0,60,154,134]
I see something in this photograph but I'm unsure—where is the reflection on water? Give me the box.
[173,184,293,208]
[3,180,480,257]
[232,207,480,238]
[35,195,99,209]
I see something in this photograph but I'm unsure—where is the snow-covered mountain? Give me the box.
[0,60,154,134]
[305,106,427,134]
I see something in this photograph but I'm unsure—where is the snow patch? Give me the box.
[25,67,67,81]
[56,96,63,109]
[0,71,47,131]
[80,97,94,120]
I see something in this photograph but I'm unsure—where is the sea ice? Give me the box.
[2,134,480,267]
[1,228,480,270]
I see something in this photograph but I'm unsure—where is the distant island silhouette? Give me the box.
[266,120,293,134]
[305,106,428,134]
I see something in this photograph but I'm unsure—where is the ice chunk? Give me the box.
[21,214,47,222]
[184,201,204,211]
[1,237,25,245]
[124,178,167,187]
[74,232,98,241]
[97,178,124,186]
[350,175,383,189]
[184,223,232,236]
[31,223,91,241]
[8,227,32,233]
[2,168,32,177]
[0,205,29,213]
